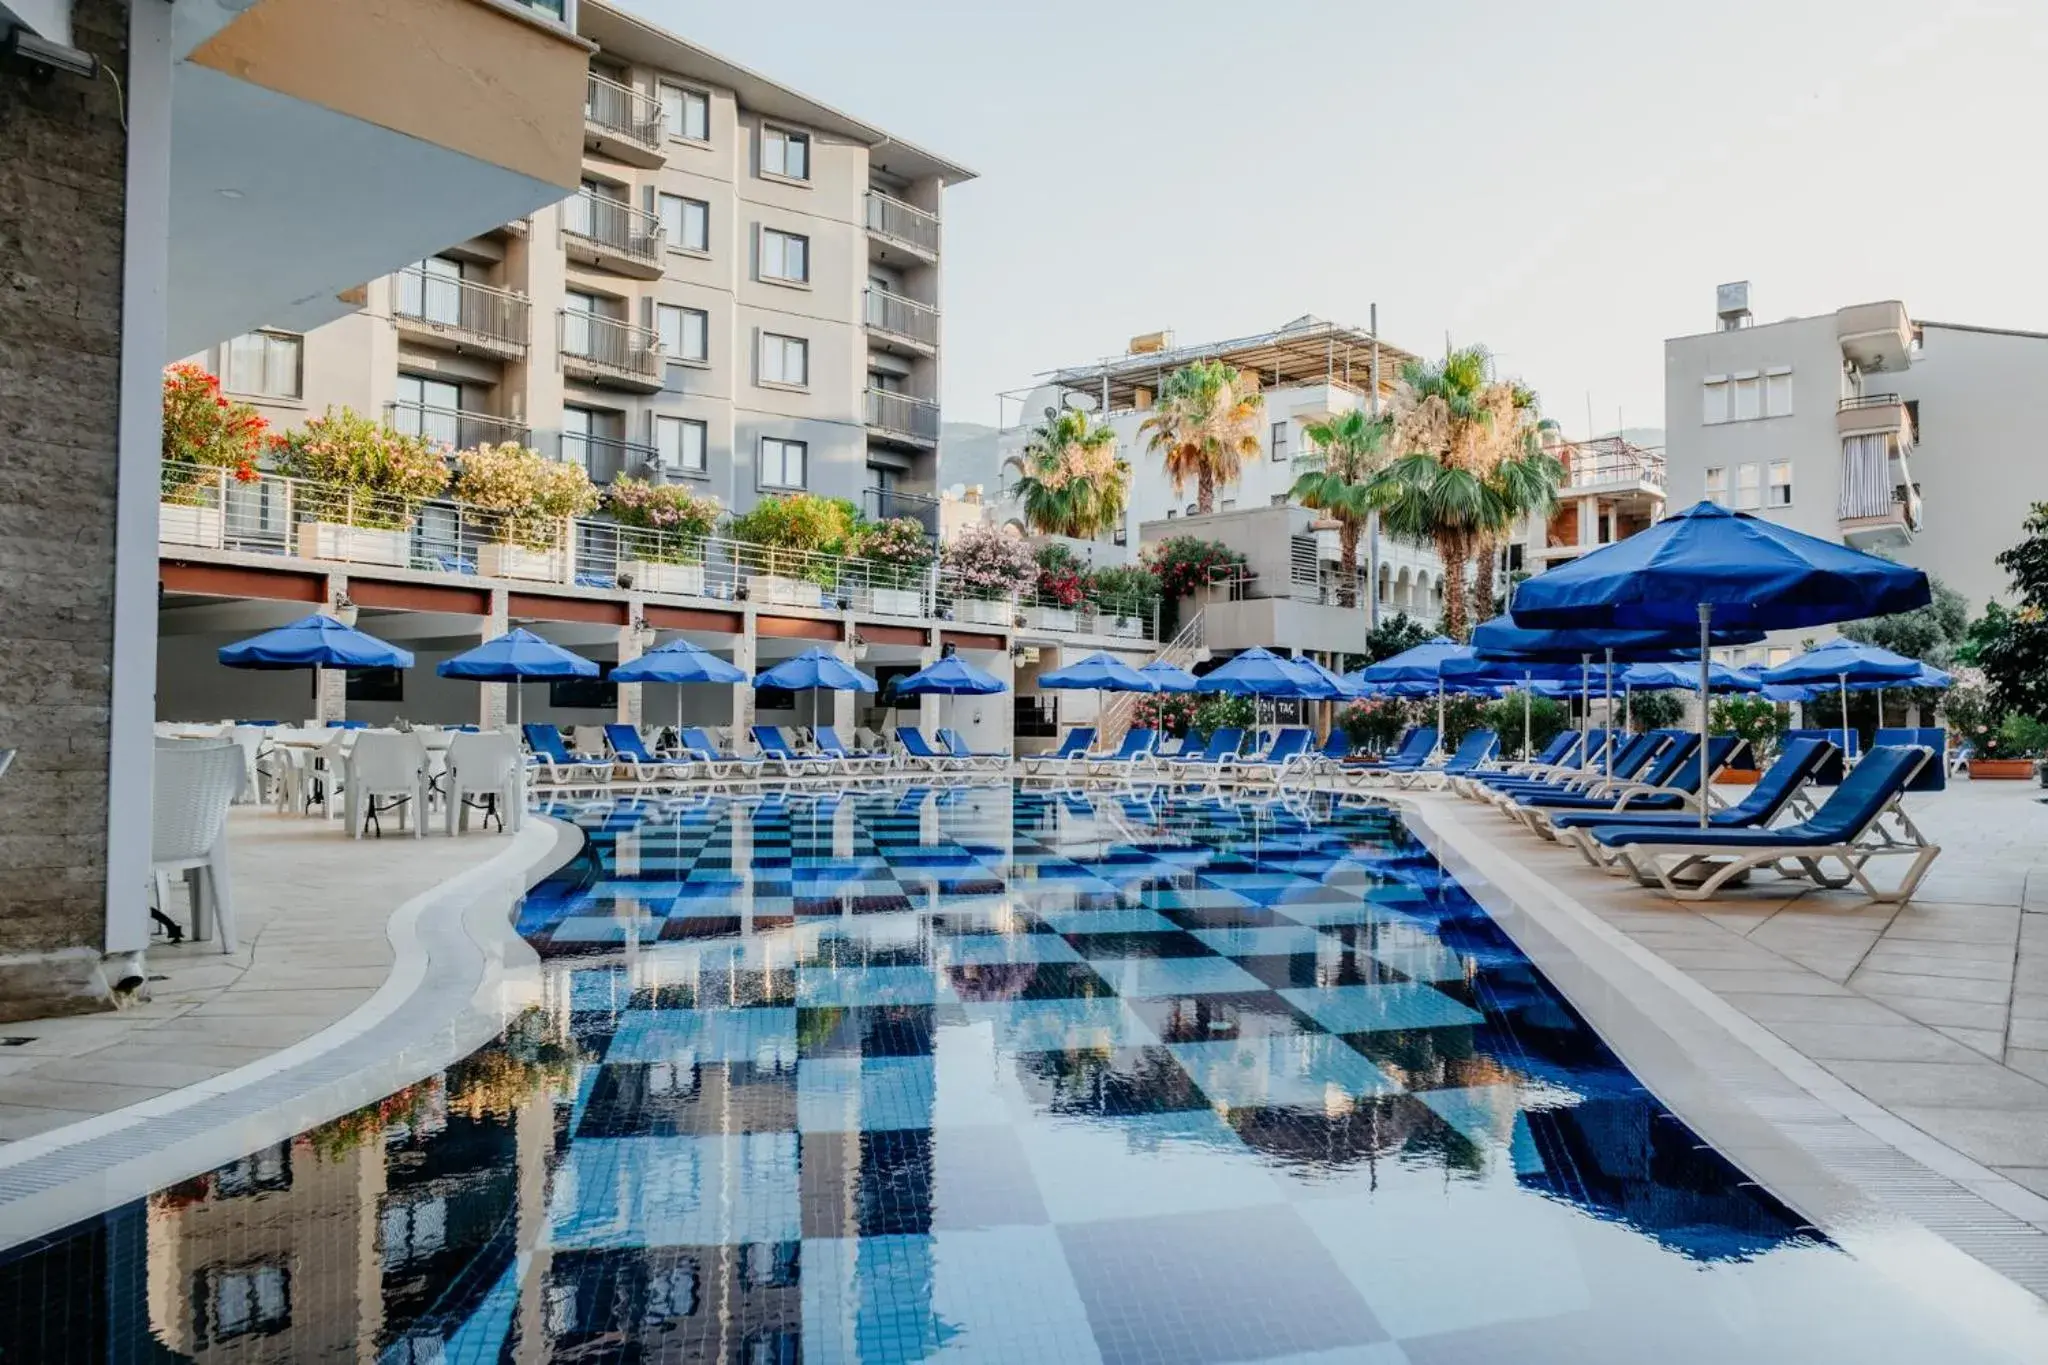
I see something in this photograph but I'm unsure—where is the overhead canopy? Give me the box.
[218,613,413,671]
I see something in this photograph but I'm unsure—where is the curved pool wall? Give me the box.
[0,783,2038,1363]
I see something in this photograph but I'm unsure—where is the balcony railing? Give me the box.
[563,431,657,485]
[560,191,663,269]
[392,269,530,352]
[864,288,939,349]
[865,389,941,446]
[864,486,941,536]
[1556,440,1665,492]
[385,403,529,451]
[157,460,1160,642]
[865,190,940,257]
[584,71,663,153]
[559,310,664,385]
[1838,392,1903,412]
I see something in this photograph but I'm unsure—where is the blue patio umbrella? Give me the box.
[439,627,598,729]
[1360,639,1482,756]
[1137,658,1202,692]
[754,646,878,734]
[1038,651,1159,748]
[895,653,1008,745]
[1446,653,1623,759]
[1197,648,1329,748]
[611,638,747,732]
[1512,501,1932,822]
[1290,656,1361,701]
[1761,638,1934,753]
[219,613,415,724]
[1620,661,1762,692]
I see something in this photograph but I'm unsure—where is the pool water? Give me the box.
[0,784,2033,1363]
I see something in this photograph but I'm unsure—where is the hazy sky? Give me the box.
[630,0,2048,436]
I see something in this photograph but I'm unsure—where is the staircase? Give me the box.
[1096,610,1204,748]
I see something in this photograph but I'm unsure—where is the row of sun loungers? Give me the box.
[518,722,1015,792]
[1445,726,1940,904]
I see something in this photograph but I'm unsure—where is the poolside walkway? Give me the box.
[1402,775,2048,1287]
[0,809,539,1144]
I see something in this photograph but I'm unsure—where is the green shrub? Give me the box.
[1712,695,1782,767]
[1481,691,1570,760]
[1338,697,1410,753]
[1087,564,1160,621]
[1191,695,1254,739]
[1996,713,2048,759]
[1627,689,1687,734]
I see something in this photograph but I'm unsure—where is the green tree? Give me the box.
[1481,691,1570,760]
[1981,503,2048,721]
[1954,601,2014,667]
[1364,611,1434,663]
[1012,407,1129,539]
[1626,689,1686,733]
[1291,410,1394,608]
[1838,575,1970,665]
[1138,360,1264,514]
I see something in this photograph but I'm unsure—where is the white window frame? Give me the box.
[761,228,809,284]
[655,415,708,474]
[1767,458,1794,507]
[1702,375,1730,426]
[1734,461,1762,510]
[760,436,808,489]
[658,193,709,253]
[759,332,808,388]
[1764,366,1794,418]
[1732,371,1762,422]
[762,125,810,181]
[1270,420,1289,462]
[658,82,709,143]
[655,304,708,364]
[1704,466,1727,505]
[223,330,303,401]
[394,374,462,447]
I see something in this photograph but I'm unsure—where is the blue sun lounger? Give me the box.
[1019,727,1096,779]
[1551,736,1835,868]
[1513,735,1740,838]
[1397,728,1500,790]
[1480,731,1675,806]
[939,728,1009,771]
[895,726,969,774]
[1588,745,1938,902]
[524,723,617,786]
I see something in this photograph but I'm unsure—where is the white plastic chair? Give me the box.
[151,741,243,951]
[443,731,524,835]
[345,731,430,839]
[224,725,268,804]
[570,724,608,757]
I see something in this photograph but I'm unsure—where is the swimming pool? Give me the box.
[0,784,2033,1362]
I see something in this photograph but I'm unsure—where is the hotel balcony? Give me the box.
[559,311,665,392]
[1840,484,1923,549]
[386,402,530,452]
[583,71,666,168]
[560,192,665,279]
[1836,300,1916,375]
[563,431,659,485]
[865,389,941,449]
[1837,392,1916,444]
[1838,422,1921,549]
[865,287,939,357]
[864,486,942,537]
[392,269,530,361]
[865,190,940,267]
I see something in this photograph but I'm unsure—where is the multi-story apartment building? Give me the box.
[993,316,1448,647]
[188,0,973,527]
[1664,282,2048,617]
[1509,433,1667,576]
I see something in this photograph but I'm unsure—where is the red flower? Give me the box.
[232,460,259,484]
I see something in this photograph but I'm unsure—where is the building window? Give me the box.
[655,305,708,362]
[1704,466,1727,505]
[658,194,709,252]
[1220,499,1237,510]
[223,331,302,400]
[562,405,596,472]
[561,290,602,357]
[762,126,810,180]
[1765,366,1793,417]
[1702,376,1730,425]
[1732,372,1762,422]
[1114,524,1128,545]
[659,83,709,142]
[759,332,808,387]
[398,256,463,325]
[761,228,809,283]
[195,1263,290,1345]
[761,437,807,488]
[655,415,708,473]
[395,375,462,446]
[1767,459,1793,507]
[1270,421,1289,462]
[1733,461,1762,510]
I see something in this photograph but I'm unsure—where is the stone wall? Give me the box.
[0,0,132,1017]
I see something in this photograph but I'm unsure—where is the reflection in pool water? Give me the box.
[0,785,2030,1363]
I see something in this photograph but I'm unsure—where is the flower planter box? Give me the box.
[623,560,706,597]
[1023,605,1078,633]
[861,586,924,618]
[1102,615,1144,639]
[1717,768,1762,786]
[296,520,408,567]
[159,501,222,548]
[477,542,563,582]
[750,574,824,609]
[954,596,1016,627]
[1968,759,2035,780]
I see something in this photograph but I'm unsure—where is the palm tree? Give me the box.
[1291,409,1393,608]
[1365,347,1560,638]
[1011,407,1129,539]
[1138,359,1264,514]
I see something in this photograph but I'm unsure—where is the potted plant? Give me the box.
[160,363,268,547]
[1711,695,1782,781]
[272,406,450,566]
[942,523,1035,624]
[1087,564,1160,638]
[853,517,935,616]
[1993,713,2048,782]
[1025,543,1087,631]
[728,493,858,608]
[1946,685,2032,779]
[1339,697,1411,757]
[605,477,721,596]
[453,442,599,581]
[1144,535,1251,639]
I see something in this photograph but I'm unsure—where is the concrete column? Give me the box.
[1578,496,1597,551]
[832,636,856,738]
[314,573,350,724]
[480,587,510,729]
[917,634,941,736]
[615,603,646,726]
[730,623,756,752]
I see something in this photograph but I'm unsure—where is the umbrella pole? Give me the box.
[1435,679,1444,757]
[1625,682,1632,734]
[1840,673,1851,763]
[1698,604,1712,828]
[1603,648,1614,780]
[1579,654,1590,749]
[1522,672,1531,759]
